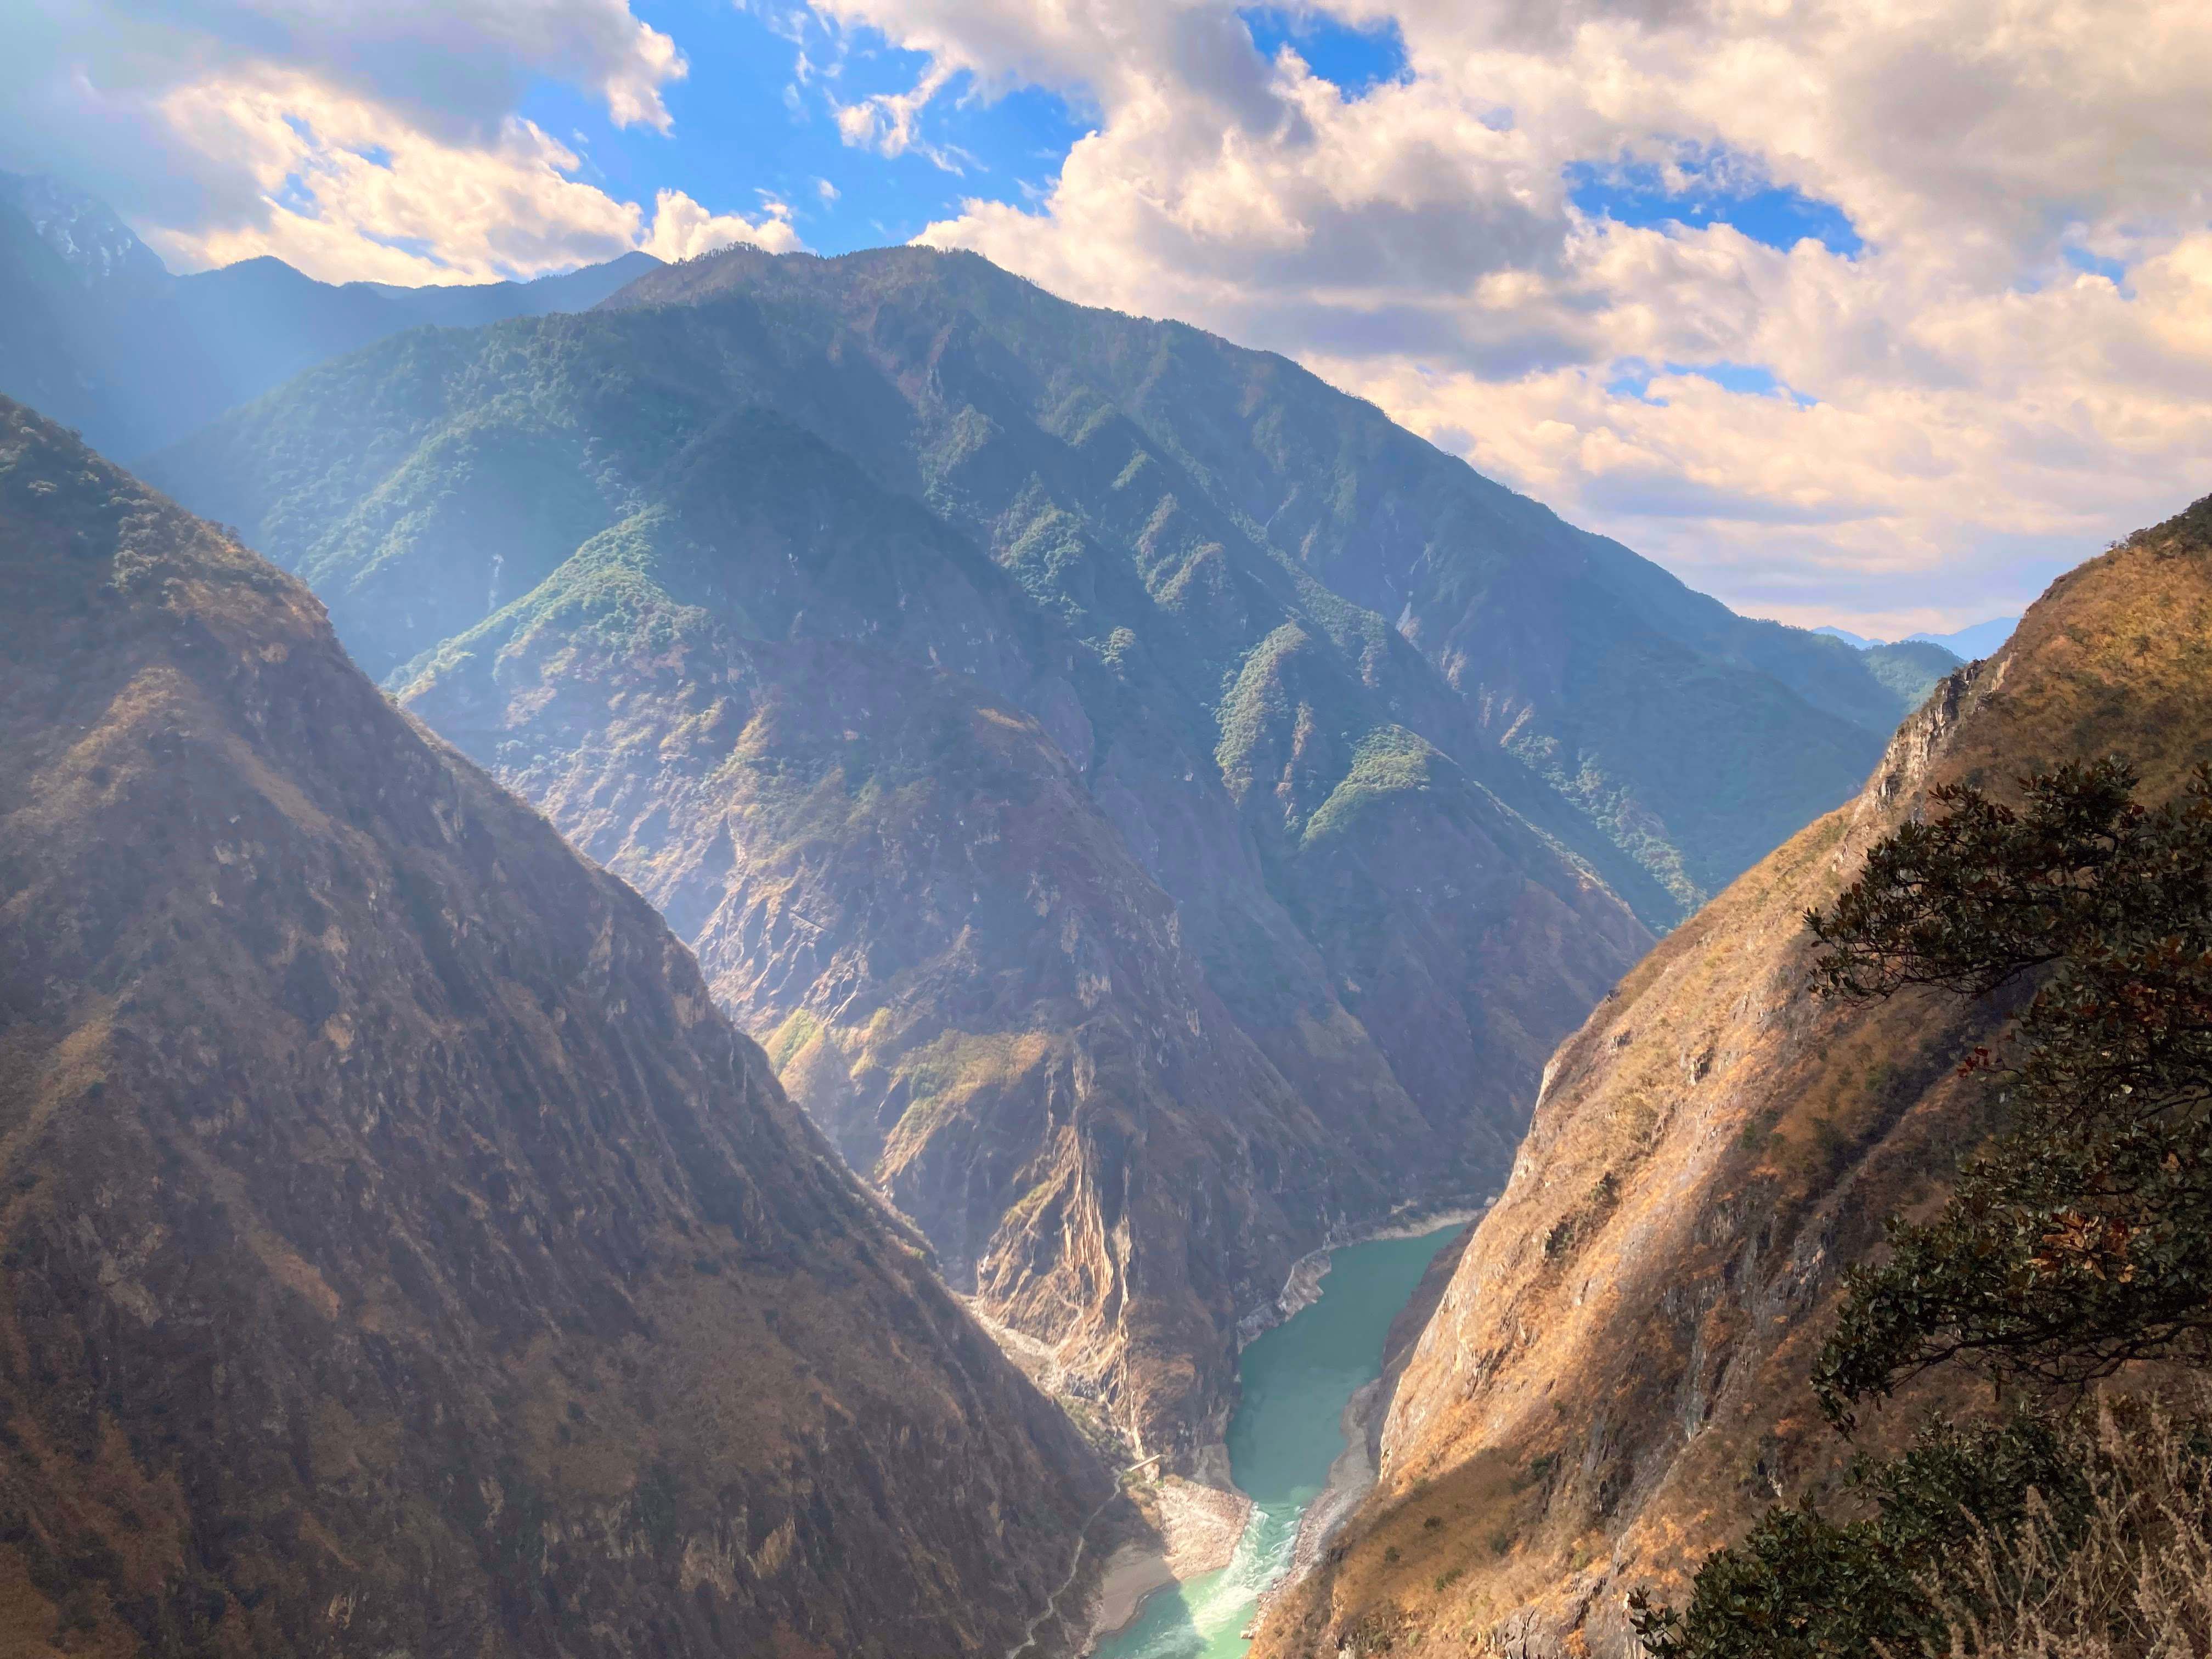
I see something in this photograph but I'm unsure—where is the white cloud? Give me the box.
[803,0,2212,630]
[641,188,802,261]
[832,58,969,169]
[139,74,799,284]
[0,0,795,288]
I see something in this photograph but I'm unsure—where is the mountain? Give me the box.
[613,250,1953,921]
[1249,493,2212,1658]
[1910,614,2018,657]
[0,172,658,458]
[1810,623,1880,647]
[0,171,171,294]
[1855,636,1962,704]
[146,242,1942,1463]
[168,250,663,431]
[0,394,1114,1656]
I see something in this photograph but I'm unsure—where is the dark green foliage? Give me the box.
[1630,1418,2081,1659]
[1810,760,2212,1419]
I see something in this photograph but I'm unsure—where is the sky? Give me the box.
[3,0,2209,636]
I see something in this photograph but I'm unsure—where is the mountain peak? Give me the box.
[0,170,169,292]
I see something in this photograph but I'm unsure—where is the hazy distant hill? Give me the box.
[1816,616,2013,659]
[1912,615,2018,657]
[0,394,1111,1656]
[0,172,657,457]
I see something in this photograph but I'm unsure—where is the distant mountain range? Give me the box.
[143,239,1967,1463]
[0,171,657,458]
[1815,616,2019,657]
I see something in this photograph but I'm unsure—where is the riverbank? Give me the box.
[1238,1201,1489,1344]
[1084,1478,1252,1649]
[1254,1222,1476,1627]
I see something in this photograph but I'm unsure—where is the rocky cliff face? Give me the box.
[1250,494,2212,1657]
[152,252,1668,1462]
[0,396,1111,1657]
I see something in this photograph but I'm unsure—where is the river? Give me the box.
[1094,1223,1468,1658]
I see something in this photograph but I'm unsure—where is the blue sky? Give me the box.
[520,1,1085,251]
[522,3,1443,256]
[534,7,1858,268]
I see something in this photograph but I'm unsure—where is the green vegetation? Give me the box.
[153,242,1938,930]
[1635,760,2212,1658]
[1859,640,1963,710]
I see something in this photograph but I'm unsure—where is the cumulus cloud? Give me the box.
[0,0,790,288]
[641,189,802,261]
[833,59,969,169]
[806,0,2212,631]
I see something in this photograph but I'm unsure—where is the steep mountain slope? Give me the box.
[167,244,1927,924]
[0,395,1111,1657]
[0,172,657,458]
[170,250,663,432]
[1857,637,1962,704]
[0,191,225,460]
[610,247,1922,917]
[386,405,1643,1458]
[142,244,1954,1463]
[1250,493,2212,1657]
[146,251,1679,1461]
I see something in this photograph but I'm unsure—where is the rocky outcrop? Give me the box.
[0,396,1111,1657]
[1249,494,2212,1657]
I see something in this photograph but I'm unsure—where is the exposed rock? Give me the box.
[0,396,1113,1657]
[143,244,1956,1469]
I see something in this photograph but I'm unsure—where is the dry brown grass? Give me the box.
[1919,1396,2212,1659]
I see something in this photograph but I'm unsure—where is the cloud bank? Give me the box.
[0,0,796,287]
[3,0,2204,627]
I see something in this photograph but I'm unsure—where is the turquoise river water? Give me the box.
[1094,1223,1466,1659]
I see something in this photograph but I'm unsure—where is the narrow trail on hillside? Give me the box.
[1005,1475,1141,1658]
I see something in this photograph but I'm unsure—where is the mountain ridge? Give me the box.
[0,392,1114,1656]
[145,239,1953,1463]
[0,171,660,459]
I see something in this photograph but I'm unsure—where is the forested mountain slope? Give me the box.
[0,396,1110,1657]
[1250,494,2212,1657]
[148,242,1949,1462]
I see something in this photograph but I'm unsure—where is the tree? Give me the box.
[1810,759,2212,1421]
